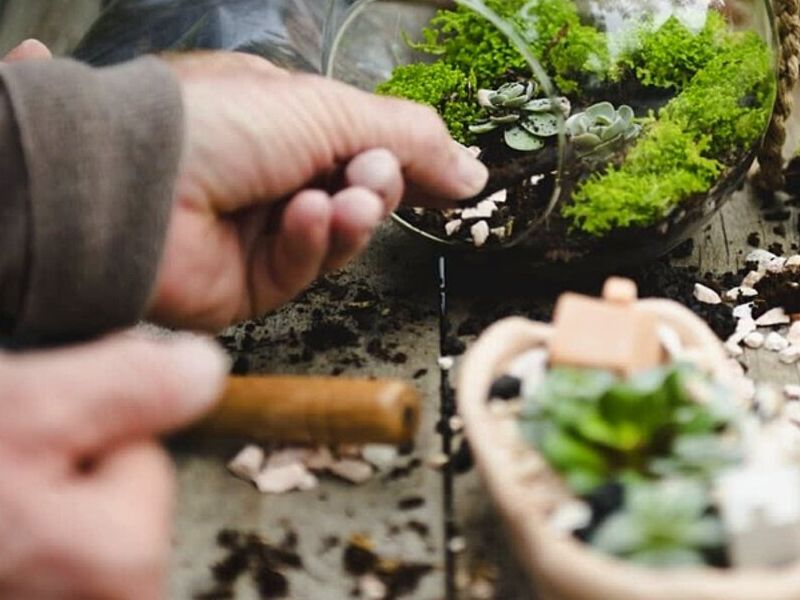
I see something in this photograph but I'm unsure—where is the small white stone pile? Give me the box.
[428,186,509,248]
[227,443,400,495]
[693,249,800,364]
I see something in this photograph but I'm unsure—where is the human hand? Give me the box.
[150,52,488,330]
[0,334,228,599]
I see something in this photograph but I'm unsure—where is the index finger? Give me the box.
[297,75,489,207]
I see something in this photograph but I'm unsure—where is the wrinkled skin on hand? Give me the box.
[151,52,488,331]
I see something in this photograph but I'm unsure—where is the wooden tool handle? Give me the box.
[192,375,421,445]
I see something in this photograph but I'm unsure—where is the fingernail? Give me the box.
[169,335,231,413]
[454,143,489,196]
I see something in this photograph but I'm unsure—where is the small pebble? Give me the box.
[469,578,495,600]
[786,255,800,268]
[486,188,507,203]
[766,257,788,273]
[693,283,721,305]
[780,346,800,364]
[529,174,546,185]
[756,308,791,327]
[784,384,800,400]
[304,446,335,471]
[471,221,490,247]
[449,415,465,433]
[733,304,754,321]
[254,463,314,495]
[438,356,455,371]
[549,500,592,535]
[490,226,507,240]
[448,536,467,554]
[746,249,777,268]
[506,349,549,379]
[228,445,265,481]
[330,459,373,484]
[362,445,399,471]
[488,375,522,400]
[445,219,462,236]
[765,332,790,352]
[742,270,764,288]
[359,575,387,600]
[743,332,765,349]
[427,452,450,470]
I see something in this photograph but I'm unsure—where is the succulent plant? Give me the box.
[566,102,641,162]
[590,479,725,568]
[469,81,571,152]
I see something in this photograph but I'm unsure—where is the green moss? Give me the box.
[566,28,774,236]
[518,0,609,94]
[410,0,528,87]
[563,121,722,236]
[620,12,728,90]
[408,0,607,94]
[662,31,775,158]
[375,62,482,144]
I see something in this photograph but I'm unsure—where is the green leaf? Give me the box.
[591,513,645,554]
[521,113,560,137]
[469,121,498,134]
[504,127,544,152]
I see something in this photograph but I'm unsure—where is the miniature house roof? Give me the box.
[549,278,663,376]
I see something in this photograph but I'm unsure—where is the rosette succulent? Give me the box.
[469,81,571,152]
[566,101,641,162]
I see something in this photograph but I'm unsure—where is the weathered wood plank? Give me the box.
[170,224,450,599]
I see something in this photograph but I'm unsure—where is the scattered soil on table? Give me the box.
[195,529,302,600]
[343,535,434,599]
[218,273,435,376]
[754,266,800,317]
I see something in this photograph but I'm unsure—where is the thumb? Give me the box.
[3,39,52,62]
[4,332,230,458]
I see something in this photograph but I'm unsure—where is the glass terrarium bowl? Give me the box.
[325,0,778,270]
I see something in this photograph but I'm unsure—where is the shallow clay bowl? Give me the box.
[457,300,800,600]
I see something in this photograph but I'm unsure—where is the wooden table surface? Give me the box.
[4,4,800,598]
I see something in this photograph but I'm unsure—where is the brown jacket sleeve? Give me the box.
[0,57,184,343]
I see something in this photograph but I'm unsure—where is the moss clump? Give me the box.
[662,31,775,158]
[566,26,774,236]
[564,121,722,235]
[620,12,728,90]
[410,0,528,87]
[518,0,609,94]
[375,62,482,144]
[409,0,608,94]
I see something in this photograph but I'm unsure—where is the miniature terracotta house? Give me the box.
[549,278,663,376]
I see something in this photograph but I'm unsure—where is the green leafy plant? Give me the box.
[564,26,773,236]
[566,102,641,162]
[591,479,725,567]
[375,61,481,144]
[619,12,728,90]
[518,364,735,494]
[563,120,723,236]
[469,81,570,151]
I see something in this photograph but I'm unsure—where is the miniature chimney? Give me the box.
[549,277,663,376]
